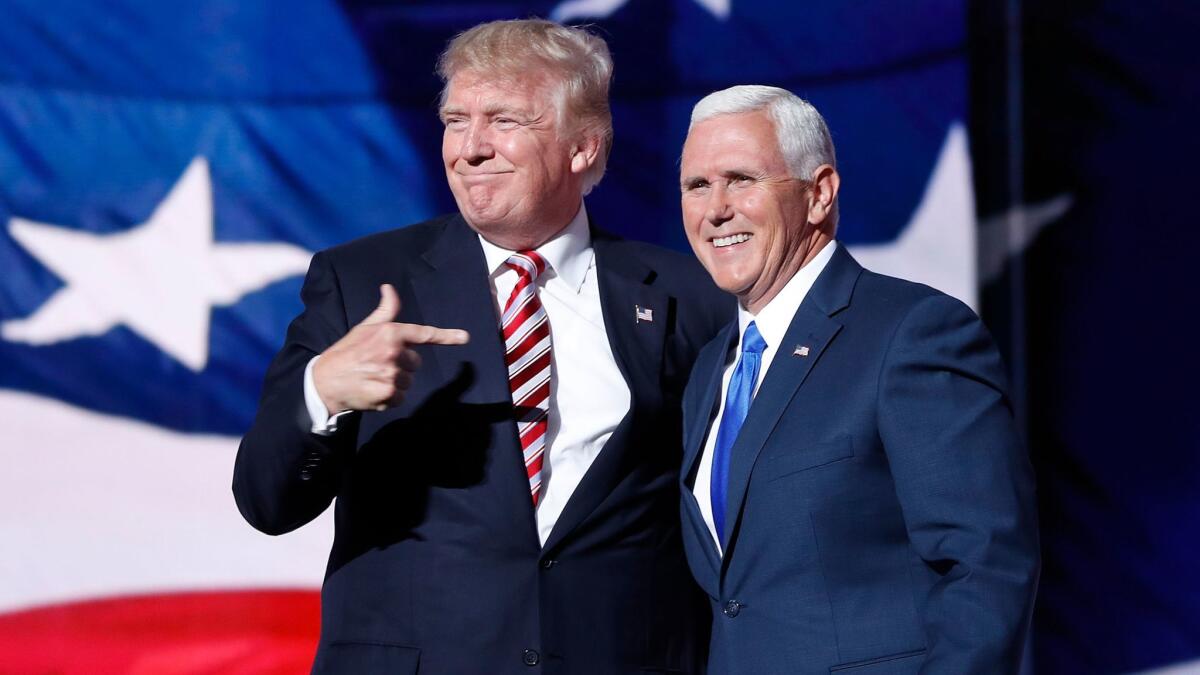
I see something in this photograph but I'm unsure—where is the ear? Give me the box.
[807,164,840,226]
[570,133,603,175]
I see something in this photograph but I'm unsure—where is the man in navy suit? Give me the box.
[233,20,729,674]
[676,85,1039,674]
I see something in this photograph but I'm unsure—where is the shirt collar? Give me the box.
[477,203,592,293]
[736,240,838,352]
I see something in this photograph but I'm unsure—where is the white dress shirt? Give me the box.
[692,241,837,553]
[304,204,630,546]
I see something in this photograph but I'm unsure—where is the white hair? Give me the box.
[690,85,836,181]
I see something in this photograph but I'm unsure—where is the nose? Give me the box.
[458,119,494,165]
[705,183,733,226]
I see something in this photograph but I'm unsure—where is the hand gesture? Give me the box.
[313,284,469,413]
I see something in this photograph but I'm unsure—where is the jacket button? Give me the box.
[723,600,741,617]
[540,559,557,569]
[522,649,540,666]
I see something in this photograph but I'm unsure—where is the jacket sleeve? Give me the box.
[232,250,359,535]
[877,293,1040,675]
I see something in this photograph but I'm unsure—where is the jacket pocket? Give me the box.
[759,436,854,482]
[311,641,420,675]
[829,648,925,673]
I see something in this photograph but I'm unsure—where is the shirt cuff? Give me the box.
[304,355,352,436]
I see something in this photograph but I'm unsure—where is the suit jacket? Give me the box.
[679,245,1039,675]
[234,214,733,674]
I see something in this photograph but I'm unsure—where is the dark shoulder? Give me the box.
[598,236,725,298]
[595,234,736,341]
[319,213,459,270]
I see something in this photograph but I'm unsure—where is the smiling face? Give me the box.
[680,109,838,313]
[440,70,599,250]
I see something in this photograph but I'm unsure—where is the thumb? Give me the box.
[361,283,401,325]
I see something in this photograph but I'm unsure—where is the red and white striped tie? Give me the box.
[501,250,552,506]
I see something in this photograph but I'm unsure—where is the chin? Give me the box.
[713,279,750,297]
[705,267,747,292]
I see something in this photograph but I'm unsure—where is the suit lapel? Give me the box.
[682,323,737,485]
[406,216,541,543]
[541,228,668,553]
[679,322,737,585]
[591,230,669,394]
[720,244,862,564]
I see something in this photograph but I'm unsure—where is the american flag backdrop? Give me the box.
[1,1,1193,673]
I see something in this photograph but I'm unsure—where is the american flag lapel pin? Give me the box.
[793,345,810,357]
[635,305,654,323]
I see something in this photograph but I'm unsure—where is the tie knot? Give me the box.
[505,250,547,282]
[741,321,767,355]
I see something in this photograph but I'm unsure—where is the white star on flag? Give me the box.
[847,123,979,310]
[1,157,312,371]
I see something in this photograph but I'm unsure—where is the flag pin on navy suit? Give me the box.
[635,305,654,323]
[793,345,810,357]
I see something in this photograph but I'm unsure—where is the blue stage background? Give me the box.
[0,1,1194,673]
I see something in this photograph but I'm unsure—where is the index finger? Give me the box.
[396,323,470,346]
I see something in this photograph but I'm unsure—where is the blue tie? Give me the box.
[710,322,767,545]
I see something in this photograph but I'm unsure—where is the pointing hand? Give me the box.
[313,284,469,413]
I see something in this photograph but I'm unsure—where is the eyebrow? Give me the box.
[439,102,534,119]
[487,102,532,116]
[680,168,760,184]
[719,168,761,178]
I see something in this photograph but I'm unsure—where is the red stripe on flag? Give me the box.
[0,589,320,674]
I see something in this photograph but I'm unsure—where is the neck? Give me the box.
[476,200,583,252]
[741,233,832,314]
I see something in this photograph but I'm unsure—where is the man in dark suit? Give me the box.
[676,85,1040,674]
[233,20,730,674]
